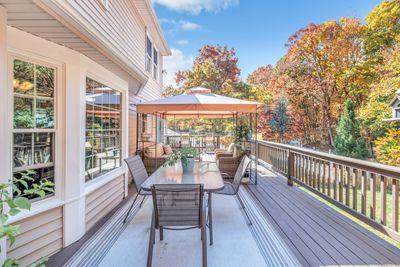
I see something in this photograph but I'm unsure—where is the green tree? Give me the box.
[270,97,289,142]
[334,99,370,159]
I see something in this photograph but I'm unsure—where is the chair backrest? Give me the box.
[231,156,252,193]
[124,155,148,193]
[151,184,204,228]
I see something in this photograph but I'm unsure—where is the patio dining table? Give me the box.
[141,161,224,245]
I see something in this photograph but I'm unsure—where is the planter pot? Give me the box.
[245,132,252,141]
[182,157,195,173]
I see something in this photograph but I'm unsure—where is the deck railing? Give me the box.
[166,135,221,151]
[256,140,400,241]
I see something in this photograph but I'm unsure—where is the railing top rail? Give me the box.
[257,140,400,179]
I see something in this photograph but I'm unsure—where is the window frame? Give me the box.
[85,75,123,182]
[145,34,160,81]
[10,53,60,201]
[395,107,400,118]
[145,36,152,74]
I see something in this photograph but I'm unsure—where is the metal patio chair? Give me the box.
[215,155,252,225]
[123,155,152,223]
[147,184,207,267]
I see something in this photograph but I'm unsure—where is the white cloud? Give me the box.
[159,18,201,32]
[163,48,193,87]
[177,39,189,45]
[153,0,238,15]
[179,21,201,31]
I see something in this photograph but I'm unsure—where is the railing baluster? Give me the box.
[392,179,399,232]
[327,162,331,197]
[346,166,351,206]
[322,161,326,194]
[353,168,358,210]
[339,165,344,203]
[334,163,338,201]
[361,171,367,215]
[380,175,387,225]
[370,173,377,220]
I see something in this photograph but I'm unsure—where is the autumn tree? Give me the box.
[162,85,184,97]
[374,129,400,167]
[364,0,400,61]
[175,45,240,95]
[334,99,370,159]
[284,18,367,146]
[359,40,400,141]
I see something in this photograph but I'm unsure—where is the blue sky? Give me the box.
[153,0,382,87]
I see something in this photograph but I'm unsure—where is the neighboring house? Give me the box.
[383,89,400,122]
[0,0,170,265]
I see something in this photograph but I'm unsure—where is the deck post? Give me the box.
[287,149,293,186]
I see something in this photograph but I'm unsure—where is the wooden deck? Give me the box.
[245,167,400,266]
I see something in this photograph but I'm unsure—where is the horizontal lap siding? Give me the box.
[85,175,124,230]
[72,0,145,68]
[7,207,63,267]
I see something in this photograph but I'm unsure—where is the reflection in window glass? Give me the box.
[13,59,34,95]
[85,77,121,181]
[13,133,33,167]
[12,58,56,200]
[36,99,54,128]
[34,133,53,165]
[14,97,34,128]
[36,65,54,97]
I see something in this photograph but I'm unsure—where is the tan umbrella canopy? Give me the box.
[136,87,262,118]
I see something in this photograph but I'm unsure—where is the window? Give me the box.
[145,35,159,81]
[395,108,400,118]
[85,77,121,181]
[12,59,56,200]
[146,36,152,73]
[153,48,158,80]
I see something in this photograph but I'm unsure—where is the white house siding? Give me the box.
[7,208,63,267]
[1,0,168,264]
[85,175,125,230]
[69,0,146,68]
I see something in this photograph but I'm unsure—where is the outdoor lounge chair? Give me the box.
[123,155,152,223]
[147,184,207,267]
[215,156,252,225]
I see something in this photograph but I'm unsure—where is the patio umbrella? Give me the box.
[136,87,262,118]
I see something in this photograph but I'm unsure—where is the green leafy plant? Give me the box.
[236,124,251,141]
[164,147,199,167]
[1,170,55,266]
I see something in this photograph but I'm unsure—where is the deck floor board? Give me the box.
[245,168,400,266]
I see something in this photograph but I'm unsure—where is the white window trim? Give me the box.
[84,72,126,185]
[8,51,65,205]
[145,34,160,82]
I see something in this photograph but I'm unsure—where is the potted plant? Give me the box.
[164,147,199,173]
[236,124,252,141]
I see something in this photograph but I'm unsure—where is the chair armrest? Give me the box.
[216,152,233,160]
[220,172,231,178]
[218,157,240,164]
